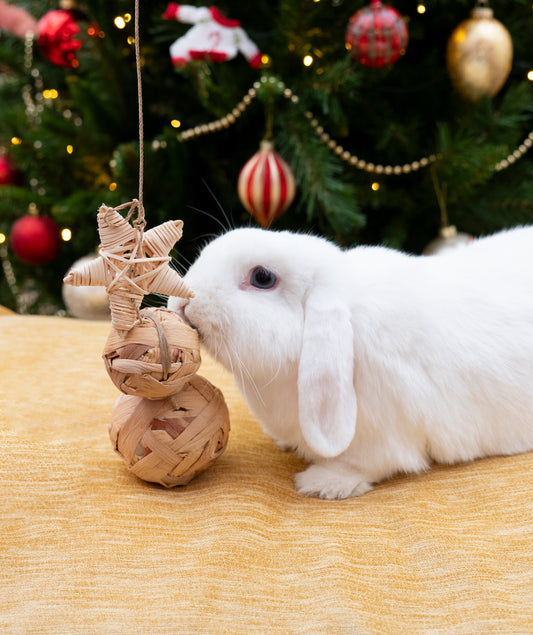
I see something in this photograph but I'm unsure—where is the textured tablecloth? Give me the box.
[1,313,532,633]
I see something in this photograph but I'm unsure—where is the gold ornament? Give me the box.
[446,0,513,102]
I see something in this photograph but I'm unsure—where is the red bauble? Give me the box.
[37,8,96,68]
[237,140,296,228]
[10,214,61,265]
[0,155,23,187]
[346,0,408,68]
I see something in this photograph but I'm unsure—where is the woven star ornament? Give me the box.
[64,202,194,332]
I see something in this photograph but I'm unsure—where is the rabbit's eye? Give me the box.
[250,266,277,289]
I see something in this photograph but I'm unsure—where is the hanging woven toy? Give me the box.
[63,0,230,488]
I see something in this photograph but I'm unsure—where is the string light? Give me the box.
[0,244,23,312]
[11,137,22,145]
[61,228,72,242]
[417,4,426,14]
[0,233,6,244]
[66,145,74,154]
[109,182,117,191]
[171,119,181,128]
[42,89,59,99]
[114,16,126,29]
[371,182,380,191]
[175,74,533,176]
[303,55,314,67]
[22,32,44,126]
[527,71,533,81]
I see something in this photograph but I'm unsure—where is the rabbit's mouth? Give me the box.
[174,301,192,324]
[183,310,198,332]
[174,302,201,336]
[181,303,205,339]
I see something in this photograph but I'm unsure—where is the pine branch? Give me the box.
[277,107,364,244]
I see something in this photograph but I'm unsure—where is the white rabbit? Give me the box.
[168,226,533,499]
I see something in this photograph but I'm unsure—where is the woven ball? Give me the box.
[109,374,230,487]
[103,307,200,400]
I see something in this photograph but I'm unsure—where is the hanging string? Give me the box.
[134,0,144,218]
[104,0,146,246]
[93,0,148,327]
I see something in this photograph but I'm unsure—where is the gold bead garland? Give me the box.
[177,82,261,141]
[175,74,533,175]
[494,131,533,172]
[303,109,439,174]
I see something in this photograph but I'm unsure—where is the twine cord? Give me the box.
[104,0,148,326]
[134,0,144,219]
[98,201,170,298]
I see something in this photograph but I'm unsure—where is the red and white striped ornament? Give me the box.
[237,140,296,228]
[345,0,408,68]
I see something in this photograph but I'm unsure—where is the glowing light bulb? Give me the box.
[61,228,72,242]
[66,145,74,154]
[261,54,270,66]
[527,70,533,81]
[127,36,135,45]
[171,119,181,128]
[0,233,6,244]
[371,182,380,191]
[109,182,117,192]
[303,55,314,67]
[123,13,132,22]
[417,4,426,14]
[114,16,126,29]
[11,137,22,145]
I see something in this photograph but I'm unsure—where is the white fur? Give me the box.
[169,226,533,499]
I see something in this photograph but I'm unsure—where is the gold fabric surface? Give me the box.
[1,314,532,633]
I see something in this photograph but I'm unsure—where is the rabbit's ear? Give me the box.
[298,287,357,458]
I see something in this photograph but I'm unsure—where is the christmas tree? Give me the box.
[0,0,532,315]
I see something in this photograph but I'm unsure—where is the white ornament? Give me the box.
[62,254,110,321]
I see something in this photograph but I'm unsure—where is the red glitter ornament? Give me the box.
[10,212,60,265]
[346,0,408,68]
[37,7,97,68]
[237,140,296,228]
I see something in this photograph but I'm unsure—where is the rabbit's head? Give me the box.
[169,228,358,458]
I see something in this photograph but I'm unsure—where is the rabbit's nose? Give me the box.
[169,296,189,321]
